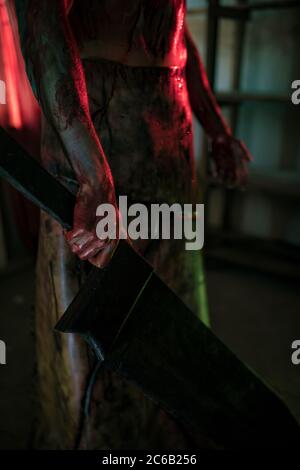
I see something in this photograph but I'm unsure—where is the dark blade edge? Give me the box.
[0,127,155,362]
[105,273,300,447]
[55,239,155,357]
[2,127,300,447]
[0,166,70,229]
[0,127,75,229]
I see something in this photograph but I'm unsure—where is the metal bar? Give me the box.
[202,1,220,281]
[206,0,220,87]
[221,0,248,232]
[216,5,250,20]
[187,8,207,16]
[217,91,291,104]
[194,1,300,22]
[249,1,300,11]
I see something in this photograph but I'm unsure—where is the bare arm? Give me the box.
[185,24,230,139]
[15,0,118,266]
[185,24,251,186]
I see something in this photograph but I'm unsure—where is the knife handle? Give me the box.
[0,126,76,230]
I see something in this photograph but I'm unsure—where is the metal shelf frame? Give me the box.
[204,0,300,232]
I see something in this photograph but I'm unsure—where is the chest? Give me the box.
[69,0,186,48]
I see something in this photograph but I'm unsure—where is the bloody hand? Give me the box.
[209,134,252,188]
[64,175,120,268]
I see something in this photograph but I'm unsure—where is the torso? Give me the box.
[42,0,196,204]
[68,0,187,68]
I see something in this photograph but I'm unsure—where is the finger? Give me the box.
[240,168,249,188]
[234,163,247,188]
[239,141,253,162]
[216,164,225,183]
[223,165,236,186]
[64,227,85,242]
[89,240,119,268]
[243,145,253,162]
[225,171,238,188]
[68,232,94,250]
[209,159,218,179]
[77,238,109,260]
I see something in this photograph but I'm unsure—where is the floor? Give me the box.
[0,263,35,450]
[0,257,299,449]
[207,261,300,425]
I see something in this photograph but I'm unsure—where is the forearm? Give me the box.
[185,27,231,140]
[15,0,111,187]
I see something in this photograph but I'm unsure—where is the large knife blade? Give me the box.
[0,126,299,448]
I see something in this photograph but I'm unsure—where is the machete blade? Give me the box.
[55,240,300,448]
[1,126,300,448]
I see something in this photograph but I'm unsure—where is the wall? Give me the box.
[187,0,300,246]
